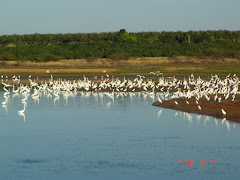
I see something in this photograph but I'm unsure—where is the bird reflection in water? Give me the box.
[157,108,162,118]
[18,111,26,123]
[196,114,201,125]
[18,102,27,122]
[157,108,235,133]
[204,116,210,127]
[2,104,7,112]
[214,118,218,127]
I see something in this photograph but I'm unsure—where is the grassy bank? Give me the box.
[0,57,239,75]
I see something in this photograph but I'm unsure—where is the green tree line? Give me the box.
[0,29,240,61]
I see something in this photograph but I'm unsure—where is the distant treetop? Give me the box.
[119,29,127,34]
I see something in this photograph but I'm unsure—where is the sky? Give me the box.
[1,0,240,35]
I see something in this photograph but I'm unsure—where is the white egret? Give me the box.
[221,109,226,116]
[198,105,201,110]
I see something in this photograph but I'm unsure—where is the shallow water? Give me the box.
[0,91,240,180]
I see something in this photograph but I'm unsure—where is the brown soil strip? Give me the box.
[153,96,240,122]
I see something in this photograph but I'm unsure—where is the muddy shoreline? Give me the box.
[152,95,240,122]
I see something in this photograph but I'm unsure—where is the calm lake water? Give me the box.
[0,91,240,180]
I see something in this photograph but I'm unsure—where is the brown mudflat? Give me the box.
[152,95,240,122]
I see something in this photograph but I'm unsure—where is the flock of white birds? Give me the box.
[1,72,239,130]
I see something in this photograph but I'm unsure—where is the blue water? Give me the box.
[0,91,240,180]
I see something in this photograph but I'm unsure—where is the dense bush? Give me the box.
[0,30,239,61]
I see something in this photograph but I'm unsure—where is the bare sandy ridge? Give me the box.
[0,69,117,74]
[1,56,239,68]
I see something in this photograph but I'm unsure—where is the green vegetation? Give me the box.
[0,29,240,61]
